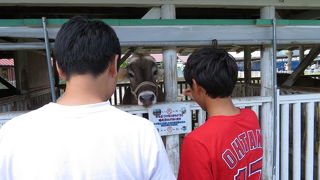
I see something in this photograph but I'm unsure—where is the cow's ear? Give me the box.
[158,69,164,81]
[117,68,128,82]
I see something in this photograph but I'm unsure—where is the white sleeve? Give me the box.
[143,123,176,180]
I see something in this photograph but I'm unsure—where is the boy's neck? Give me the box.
[205,96,240,117]
[57,87,105,106]
[57,74,113,106]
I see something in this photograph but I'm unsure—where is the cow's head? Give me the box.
[120,54,162,106]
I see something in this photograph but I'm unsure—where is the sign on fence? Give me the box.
[148,103,192,136]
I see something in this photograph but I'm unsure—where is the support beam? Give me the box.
[244,46,252,83]
[299,45,304,62]
[0,76,16,91]
[119,47,136,66]
[244,46,252,96]
[287,50,293,72]
[1,22,320,47]
[1,0,320,8]
[161,5,176,20]
[288,46,299,51]
[260,6,275,180]
[163,46,179,177]
[0,42,48,51]
[161,4,179,177]
[13,47,27,94]
[142,7,161,19]
[282,46,320,87]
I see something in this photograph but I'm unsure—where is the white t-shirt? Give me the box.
[0,102,175,180]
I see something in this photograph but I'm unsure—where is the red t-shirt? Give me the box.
[178,108,263,180]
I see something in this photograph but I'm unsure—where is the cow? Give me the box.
[119,54,165,107]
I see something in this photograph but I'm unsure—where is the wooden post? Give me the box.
[161,4,179,177]
[287,50,293,72]
[305,102,315,180]
[260,6,275,180]
[244,46,252,96]
[292,103,301,180]
[0,76,16,91]
[280,103,289,180]
[142,7,161,19]
[299,45,304,63]
[13,48,28,94]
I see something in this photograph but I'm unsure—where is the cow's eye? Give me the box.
[129,72,134,78]
[153,70,158,75]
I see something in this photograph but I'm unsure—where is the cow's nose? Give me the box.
[139,94,155,102]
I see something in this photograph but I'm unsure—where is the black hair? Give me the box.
[183,47,238,98]
[54,16,121,80]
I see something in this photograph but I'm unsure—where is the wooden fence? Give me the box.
[0,88,51,112]
[277,93,320,180]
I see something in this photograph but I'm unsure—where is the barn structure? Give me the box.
[0,1,320,179]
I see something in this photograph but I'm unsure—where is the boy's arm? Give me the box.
[182,88,194,100]
[178,136,213,180]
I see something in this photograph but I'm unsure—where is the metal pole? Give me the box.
[272,18,279,180]
[42,17,57,102]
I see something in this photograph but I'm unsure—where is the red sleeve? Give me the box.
[178,136,213,180]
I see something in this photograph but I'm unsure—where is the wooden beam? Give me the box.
[244,47,251,79]
[142,7,161,19]
[287,50,293,71]
[161,4,179,177]
[1,0,320,8]
[288,46,299,51]
[229,46,241,52]
[282,46,320,87]
[119,47,136,66]
[260,6,275,180]
[244,46,252,96]
[299,45,304,62]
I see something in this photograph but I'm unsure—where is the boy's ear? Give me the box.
[56,62,66,80]
[191,79,198,89]
[192,79,204,93]
[109,55,119,77]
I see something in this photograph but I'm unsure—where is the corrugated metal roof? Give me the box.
[0,59,14,66]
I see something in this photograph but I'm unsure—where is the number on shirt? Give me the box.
[234,157,262,180]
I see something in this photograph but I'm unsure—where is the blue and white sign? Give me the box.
[148,103,191,136]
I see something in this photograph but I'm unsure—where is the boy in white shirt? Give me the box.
[0,16,175,180]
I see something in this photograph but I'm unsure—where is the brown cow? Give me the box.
[120,54,165,107]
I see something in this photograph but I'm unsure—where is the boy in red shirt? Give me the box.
[178,47,263,180]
